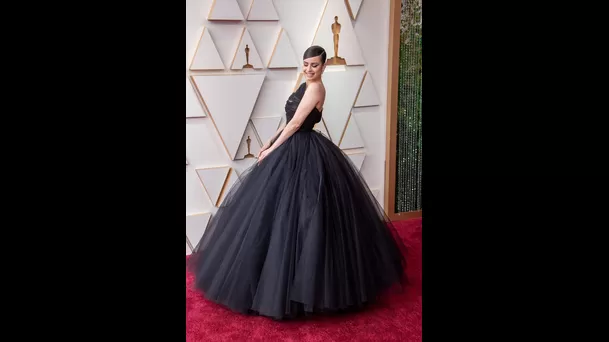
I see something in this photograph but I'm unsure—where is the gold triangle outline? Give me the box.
[194,166,231,207]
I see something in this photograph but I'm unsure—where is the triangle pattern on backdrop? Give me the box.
[186,212,212,249]
[208,0,244,21]
[339,113,365,149]
[354,71,380,107]
[247,0,279,21]
[268,28,298,69]
[236,120,262,160]
[195,167,240,207]
[190,74,266,159]
[231,27,264,70]
[189,27,225,70]
[346,0,364,20]
[251,116,282,144]
[319,66,366,142]
[186,77,207,118]
[196,166,230,206]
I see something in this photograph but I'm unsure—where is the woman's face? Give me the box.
[303,56,325,81]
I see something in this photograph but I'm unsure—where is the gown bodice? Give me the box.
[284,82,322,132]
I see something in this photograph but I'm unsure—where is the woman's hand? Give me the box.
[258,148,273,164]
[258,141,271,158]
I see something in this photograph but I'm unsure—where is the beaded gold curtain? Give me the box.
[396,0,422,212]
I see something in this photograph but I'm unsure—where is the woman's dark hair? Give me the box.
[303,45,327,64]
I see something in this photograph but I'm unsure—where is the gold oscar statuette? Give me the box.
[327,16,347,65]
[244,135,255,158]
[243,44,254,69]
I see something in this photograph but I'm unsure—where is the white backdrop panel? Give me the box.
[186,0,391,216]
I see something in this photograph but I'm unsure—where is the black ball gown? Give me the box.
[187,81,407,320]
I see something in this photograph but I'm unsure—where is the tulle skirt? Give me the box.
[187,130,407,320]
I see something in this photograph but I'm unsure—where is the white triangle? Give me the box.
[190,74,266,159]
[312,0,366,65]
[320,66,366,141]
[218,168,239,206]
[186,212,212,249]
[231,28,264,70]
[208,0,244,21]
[247,0,279,21]
[346,152,366,171]
[268,29,298,69]
[189,27,225,70]
[186,242,192,255]
[186,77,206,118]
[346,0,363,20]
[355,72,380,107]
[196,167,230,206]
[251,116,281,144]
[339,114,365,149]
[314,118,332,141]
[187,167,210,213]
[236,121,262,160]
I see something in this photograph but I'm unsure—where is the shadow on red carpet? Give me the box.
[186,218,422,342]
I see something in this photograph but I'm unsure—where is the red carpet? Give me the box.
[186,218,422,342]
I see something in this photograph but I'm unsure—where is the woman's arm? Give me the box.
[264,84,322,153]
[267,120,286,145]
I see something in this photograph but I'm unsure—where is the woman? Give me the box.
[187,46,407,320]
